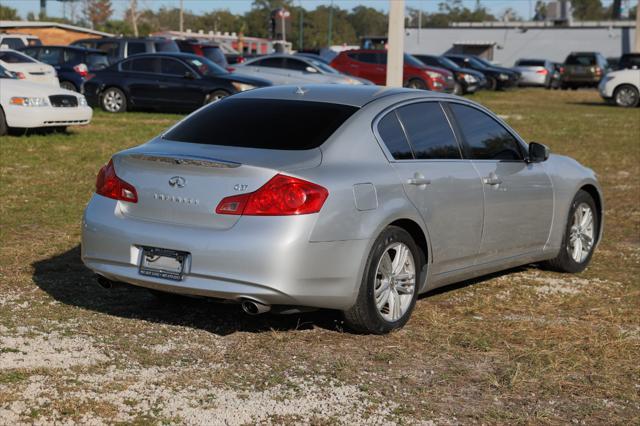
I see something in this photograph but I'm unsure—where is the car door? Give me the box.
[241,57,288,84]
[375,101,485,275]
[158,58,204,110]
[120,57,160,107]
[446,102,554,263]
[349,52,385,84]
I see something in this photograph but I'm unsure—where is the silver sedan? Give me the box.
[82,85,603,334]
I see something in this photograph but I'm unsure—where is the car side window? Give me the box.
[0,37,24,49]
[160,58,189,76]
[127,58,158,73]
[396,102,461,160]
[377,111,414,160]
[37,47,61,65]
[63,49,83,64]
[448,103,524,161]
[96,42,120,61]
[284,58,309,71]
[253,57,284,68]
[127,42,146,56]
[355,53,379,64]
[20,48,39,59]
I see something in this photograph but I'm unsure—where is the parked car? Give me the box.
[0,64,92,135]
[599,68,640,107]
[82,85,603,334]
[82,52,271,113]
[412,54,485,95]
[0,33,41,49]
[513,59,554,87]
[561,51,609,90]
[330,50,454,92]
[71,37,179,64]
[445,54,519,90]
[234,54,370,86]
[615,53,640,70]
[0,49,58,86]
[18,45,109,92]
[175,39,230,70]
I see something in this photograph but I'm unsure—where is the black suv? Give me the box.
[71,37,179,64]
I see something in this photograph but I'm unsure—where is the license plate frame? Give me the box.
[139,247,188,281]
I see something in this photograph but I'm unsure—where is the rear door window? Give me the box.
[251,57,285,68]
[160,58,189,76]
[127,41,147,56]
[396,102,461,160]
[448,103,524,161]
[123,57,158,73]
[376,112,414,160]
[354,53,379,64]
[284,58,311,72]
[163,98,358,150]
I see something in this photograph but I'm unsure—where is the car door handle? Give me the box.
[407,177,431,185]
[483,174,503,185]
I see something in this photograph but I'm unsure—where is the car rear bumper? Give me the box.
[4,105,92,128]
[518,74,547,86]
[81,195,367,310]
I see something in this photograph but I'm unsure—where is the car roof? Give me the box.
[231,84,462,108]
[21,45,105,53]
[120,52,200,60]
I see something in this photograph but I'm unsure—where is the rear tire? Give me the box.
[0,108,7,136]
[60,81,77,91]
[487,76,498,91]
[613,84,640,108]
[543,190,598,273]
[100,87,127,113]
[406,78,427,90]
[343,226,423,334]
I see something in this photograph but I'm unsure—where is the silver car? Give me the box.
[82,85,603,334]
[514,59,554,87]
[233,54,368,86]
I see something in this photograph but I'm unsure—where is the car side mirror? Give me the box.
[528,142,550,163]
[184,71,196,79]
[304,66,318,73]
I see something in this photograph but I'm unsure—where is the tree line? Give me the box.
[0,0,636,50]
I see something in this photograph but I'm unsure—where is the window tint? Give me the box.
[86,53,109,70]
[252,57,284,68]
[517,59,545,66]
[63,49,84,64]
[355,53,379,64]
[164,98,358,150]
[160,58,188,75]
[377,112,413,160]
[127,41,146,55]
[123,58,157,73]
[449,104,523,161]
[35,47,61,65]
[0,51,36,63]
[283,58,310,72]
[0,37,24,49]
[396,103,461,160]
[154,40,179,52]
[202,46,227,67]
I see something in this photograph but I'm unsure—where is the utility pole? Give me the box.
[417,4,422,44]
[327,0,333,47]
[179,0,184,33]
[386,0,405,87]
[40,0,46,19]
[130,0,139,37]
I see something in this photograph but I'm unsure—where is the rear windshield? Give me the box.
[566,54,595,65]
[0,51,35,63]
[517,60,544,66]
[163,98,358,150]
[155,41,179,52]
[202,46,227,67]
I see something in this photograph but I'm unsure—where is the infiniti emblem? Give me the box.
[168,176,186,188]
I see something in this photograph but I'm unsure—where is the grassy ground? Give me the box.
[0,89,638,425]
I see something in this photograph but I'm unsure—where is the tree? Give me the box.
[83,0,113,29]
[0,5,20,20]
[347,6,388,38]
[571,0,607,20]
[533,0,547,21]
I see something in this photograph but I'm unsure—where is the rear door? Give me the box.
[158,58,204,110]
[375,101,484,274]
[446,102,553,263]
[120,57,160,106]
[348,52,385,84]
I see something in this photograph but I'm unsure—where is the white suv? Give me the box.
[599,68,640,107]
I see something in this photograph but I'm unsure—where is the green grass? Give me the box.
[0,89,639,424]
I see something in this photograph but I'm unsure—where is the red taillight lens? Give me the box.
[15,71,26,79]
[536,69,548,75]
[216,174,328,216]
[96,159,138,203]
[74,63,89,77]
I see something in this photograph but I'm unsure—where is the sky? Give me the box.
[3,0,616,23]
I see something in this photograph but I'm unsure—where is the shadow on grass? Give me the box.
[32,245,527,336]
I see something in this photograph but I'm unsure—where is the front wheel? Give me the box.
[101,87,127,113]
[0,108,7,136]
[343,226,423,334]
[543,190,598,273]
[205,90,230,104]
[405,78,427,90]
[487,76,498,91]
[613,84,640,108]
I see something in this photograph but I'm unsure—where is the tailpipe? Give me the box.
[241,299,271,315]
[96,275,125,290]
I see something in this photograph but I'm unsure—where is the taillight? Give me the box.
[594,67,602,76]
[74,63,89,77]
[15,71,26,79]
[536,69,548,75]
[96,159,138,203]
[216,174,328,216]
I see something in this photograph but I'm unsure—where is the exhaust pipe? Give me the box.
[96,275,125,290]
[241,300,271,315]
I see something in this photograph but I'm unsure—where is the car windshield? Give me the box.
[404,54,425,67]
[309,58,339,74]
[185,56,228,76]
[437,56,461,70]
[464,57,489,69]
[0,64,16,78]
[163,98,359,150]
[517,60,545,67]
[472,56,495,67]
[0,50,36,63]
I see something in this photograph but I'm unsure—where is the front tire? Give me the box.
[613,84,640,108]
[405,78,427,90]
[101,87,127,113]
[453,82,464,95]
[543,190,598,273]
[343,226,423,334]
[487,76,498,91]
[59,81,77,91]
[0,108,7,136]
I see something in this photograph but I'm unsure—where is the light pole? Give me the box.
[327,0,333,47]
[386,0,405,87]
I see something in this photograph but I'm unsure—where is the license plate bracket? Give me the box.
[139,247,188,281]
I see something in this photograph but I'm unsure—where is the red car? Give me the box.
[330,49,455,92]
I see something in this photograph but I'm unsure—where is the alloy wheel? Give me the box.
[615,86,639,107]
[103,89,123,112]
[567,202,595,263]
[373,242,416,322]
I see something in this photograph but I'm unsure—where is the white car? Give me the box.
[599,68,640,107]
[0,65,92,135]
[0,48,59,86]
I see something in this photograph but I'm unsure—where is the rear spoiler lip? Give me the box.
[126,153,241,169]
